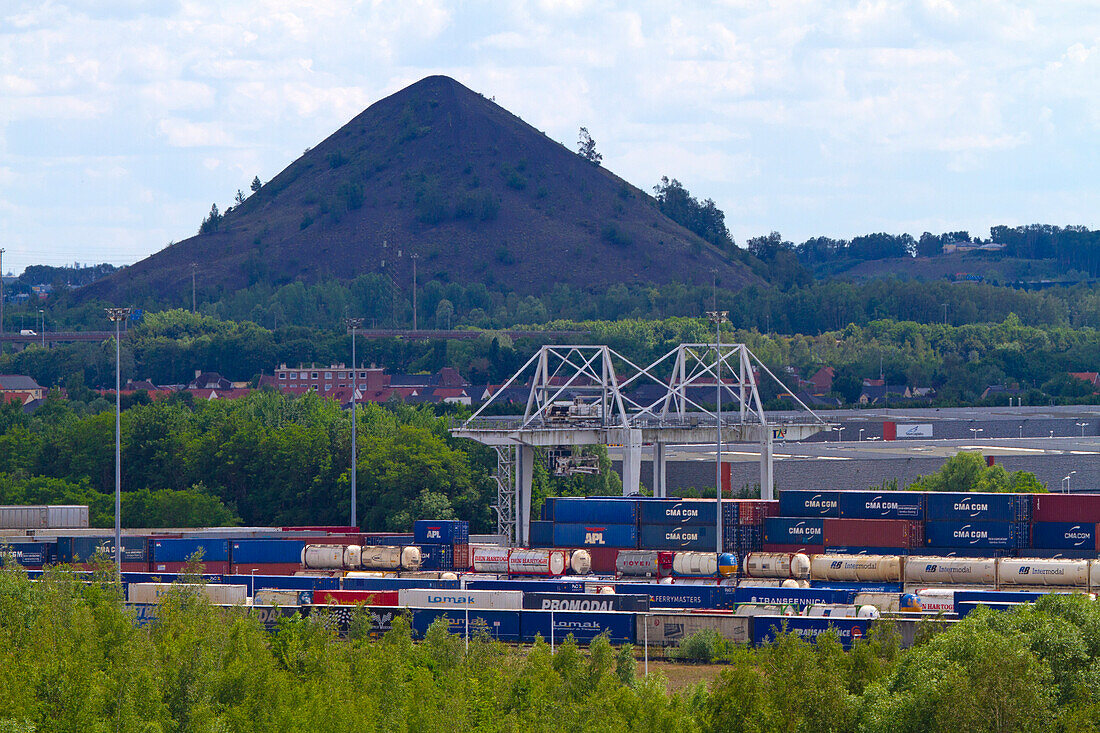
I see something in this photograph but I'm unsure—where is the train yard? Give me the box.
[6,488,1100,652]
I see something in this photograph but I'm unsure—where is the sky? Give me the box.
[2,0,1098,276]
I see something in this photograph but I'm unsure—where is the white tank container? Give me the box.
[569,550,592,575]
[344,545,362,568]
[128,583,247,605]
[744,552,811,579]
[615,550,661,576]
[597,585,615,595]
[471,546,510,573]
[400,546,422,570]
[302,545,346,569]
[344,571,397,579]
[672,552,719,577]
[811,554,904,583]
[360,546,403,570]
[854,592,901,612]
[1091,561,1100,590]
[397,588,523,610]
[904,556,998,585]
[508,549,568,576]
[999,558,1090,587]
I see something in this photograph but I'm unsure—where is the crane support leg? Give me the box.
[621,428,642,496]
[653,443,667,497]
[515,445,534,547]
[760,431,775,500]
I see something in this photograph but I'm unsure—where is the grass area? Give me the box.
[641,659,724,691]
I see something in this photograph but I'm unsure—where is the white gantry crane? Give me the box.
[452,343,832,546]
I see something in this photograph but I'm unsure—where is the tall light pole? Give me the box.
[836,426,846,442]
[0,247,5,335]
[191,263,197,313]
[1077,421,1089,437]
[39,308,44,347]
[706,310,728,557]
[345,317,364,528]
[106,306,131,578]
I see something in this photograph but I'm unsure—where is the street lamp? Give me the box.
[105,306,131,578]
[858,428,865,442]
[1077,422,1089,437]
[969,428,984,440]
[345,317,364,528]
[836,426,846,442]
[1018,425,1023,438]
[706,310,728,557]
[1062,471,1077,493]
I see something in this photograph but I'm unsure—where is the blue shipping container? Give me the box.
[520,610,636,644]
[361,534,415,546]
[230,539,305,565]
[0,542,50,566]
[722,502,740,525]
[837,491,924,520]
[552,523,637,548]
[763,517,825,545]
[733,587,854,608]
[752,616,872,649]
[551,498,639,524]
[529,521,554,547]
[1023,548,1099,559]
[413,520,469,545]
[923,521,1022,549]
[924,546,1017,558]
[226,574,338,595]
[809,582,903,593]
[465,579,586,593]
[412,609,522,642]
[925,493,1031,522]
[418,544,454,570]
[614,583,719,610]
[1030,522,1098,550]
[638,500,717,525]
[57,536,148,563]
[638,524,719,551]
[342,577,460,591]
[151,539,230,563]
[778,491,840,517]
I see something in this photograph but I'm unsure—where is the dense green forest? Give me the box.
[0,389,618,531]
[2,567,1098,732]
[4,310,1097,408]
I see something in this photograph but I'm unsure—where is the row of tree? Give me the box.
[0,566,1095,731]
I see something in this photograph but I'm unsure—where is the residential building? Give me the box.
[0,374,45,402]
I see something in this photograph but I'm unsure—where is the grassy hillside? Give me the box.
[80,76,759,309]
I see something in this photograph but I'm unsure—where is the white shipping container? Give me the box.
[471,546,510,573]
[397,588,523,610]
[46,505,89,529]
[128,583,247,605]
[744,552,811,579]
[734,604,796,616]
[999,558,1091,587]
[803,604,879,619]
[638,613,751,646]
[508,549,568,576]
[0,506,48,530]
[302,545,346,569]
[615,550,661,576]
[811,554,904,583]
[903,556,998,586]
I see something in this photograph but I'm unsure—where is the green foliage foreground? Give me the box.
[4,566,1100,732]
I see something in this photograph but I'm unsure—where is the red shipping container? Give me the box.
[313,590,399,606]
[735,500,780,525]
[822,519,923,549]
[657,551,675,575]
[761,543,821,555]
[282,526,359,533]
[75,561,150,572]
[452,544,471,570]
[586,547,619,574]
[1032,494,1100,523]
[231,563,302,576]
[150,560,230,574]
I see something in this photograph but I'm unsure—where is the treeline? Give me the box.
[4,311,1100,407]
[991,224,1100,276]
[2,568,1097,731]
[0,388,619,531]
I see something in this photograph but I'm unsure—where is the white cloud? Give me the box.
[0,0,1098,274]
